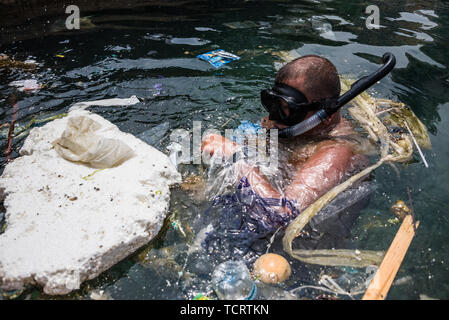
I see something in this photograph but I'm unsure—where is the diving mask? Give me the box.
[260,83,336,126]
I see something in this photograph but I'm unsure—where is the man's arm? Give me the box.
[284,141,355,211]
[201,134,358,213]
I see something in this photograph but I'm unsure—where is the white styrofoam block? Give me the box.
[0,109,181,295]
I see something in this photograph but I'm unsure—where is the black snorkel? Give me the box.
[277,52,396,138]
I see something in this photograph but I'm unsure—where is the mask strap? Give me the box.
[273,82,309,104]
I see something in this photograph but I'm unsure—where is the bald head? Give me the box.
[275,55,341,102]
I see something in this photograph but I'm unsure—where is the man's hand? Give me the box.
[201,133,240,159]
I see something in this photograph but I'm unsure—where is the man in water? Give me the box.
[200,55,368,259]
[202,55,365,212]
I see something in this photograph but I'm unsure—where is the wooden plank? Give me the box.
[362,214,419,300]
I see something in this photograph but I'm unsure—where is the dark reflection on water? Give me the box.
[1,0,449,300]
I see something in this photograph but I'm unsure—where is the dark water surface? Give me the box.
[1,0,448,300]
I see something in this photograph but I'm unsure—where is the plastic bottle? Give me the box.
[333,265,379,294]
[211,260,257,300]
[211,260,298,300]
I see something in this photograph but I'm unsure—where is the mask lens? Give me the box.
[260,90,275,112]
[261,85,322,126]
[261,90,289,121]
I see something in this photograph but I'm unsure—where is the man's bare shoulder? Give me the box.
[305,118,357,153]
[329,117,356,137]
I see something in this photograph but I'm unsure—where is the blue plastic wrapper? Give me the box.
[230,120,264,145]
[236,120,263,134]
[197,49,240,68]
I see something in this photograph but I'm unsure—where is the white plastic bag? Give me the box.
[53,116,135,168]
[68,95,140,112]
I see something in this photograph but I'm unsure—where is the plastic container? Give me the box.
[211,260,257,300]
[333,265,379,294]
[211,260,298,300]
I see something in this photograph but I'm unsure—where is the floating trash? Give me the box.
[0,54,37,70]
[253,253,292,284]
[419,294,439,300]
[105,45,132,52]
[212,260,256,300]
[90,289,113,300]
[53,116,135,169]
[192,293,213,300]
[8,79,42,92]
[232,120,264,145]
[194,27,220,32]
[2,288,24,299]
[197,49,240,68]
[393,275,413,286]
[170,219,187,238]
[0,113,67,140]
[310,16,336,40]
[166,37,211,46]
[180,174,206,202]
[167,141,184,168]
[390,200,411,220]
[144,33,167,41]
[153,83,163,96]
[68,95,140,112]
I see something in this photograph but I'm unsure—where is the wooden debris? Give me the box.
[362,214,419,300]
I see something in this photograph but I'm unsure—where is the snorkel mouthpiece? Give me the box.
[278,52,396,138]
